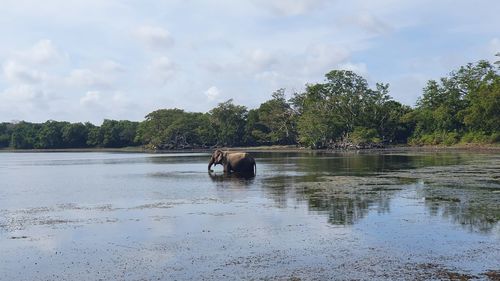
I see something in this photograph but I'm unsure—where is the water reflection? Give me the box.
[254,151,498,231]
[253,151,468,176]
[425,198,498,233]
[376,157,500,234]
[147,153,210,164]
[1,151,497,234]
[261,173,400,225]
[420,183,500,233]
[318,197,369,225]
[208,171,255,188]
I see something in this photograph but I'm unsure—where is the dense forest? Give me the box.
[1,59,499,150]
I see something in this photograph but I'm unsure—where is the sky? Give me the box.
[0,0,499,124]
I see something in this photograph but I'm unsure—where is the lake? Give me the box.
[0,151,499,280]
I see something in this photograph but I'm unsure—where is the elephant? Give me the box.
[208,149,256,176]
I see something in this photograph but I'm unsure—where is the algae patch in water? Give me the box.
[424,196,461,202]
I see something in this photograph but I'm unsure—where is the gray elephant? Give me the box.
[208,149,256,175]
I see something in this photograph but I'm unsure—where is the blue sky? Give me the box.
[1,0,499,124]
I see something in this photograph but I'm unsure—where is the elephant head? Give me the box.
[208,149,224,171]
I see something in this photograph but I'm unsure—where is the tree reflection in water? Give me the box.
[397,158,500,234]
[261,173,403,225]
[308,195,390,225]
[424,198,498,233]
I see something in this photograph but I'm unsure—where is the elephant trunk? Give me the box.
[208,158,214,171]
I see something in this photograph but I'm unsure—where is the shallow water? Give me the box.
[0,151,499,280]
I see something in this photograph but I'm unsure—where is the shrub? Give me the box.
[489,132,500,143]
[443,132,459,146]
[410,131,460,146]
[349,127,381,144]
[460,131,491,144]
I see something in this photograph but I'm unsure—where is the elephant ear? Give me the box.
[215,150,223,163]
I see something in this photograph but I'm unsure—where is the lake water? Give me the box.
[0,151,499,280]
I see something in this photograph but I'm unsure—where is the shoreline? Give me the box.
[1,143,500,153]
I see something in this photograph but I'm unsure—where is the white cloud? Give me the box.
[350,12,392,35]
[254,70,281,82]
[111,92,131,105]
[254,70,305,93]
[247,48,279,72]
[79,91,102,107]
[201,44,352,80]
[148,56,177,83]
[337,62,368,75]
[104,92,134,112]
[134,25,174,50]
[28,39,64,63]
[77,90,138,122]
[67,68,111,88]
[1,84,51,111]
[253,0,328,16]
[17,39,66,64]
[3,60,44,84]
[65,60,125,90]
[202,48,280,74]
[100,59,125,73]
[390,73,429,106]
[1,40,66,93]
[489,38,500,56]
[204,86,220,101]
[3,84,39,101]
[302,44,351,75]
[199,60,225,73]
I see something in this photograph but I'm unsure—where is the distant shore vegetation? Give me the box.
[1,59,499,150]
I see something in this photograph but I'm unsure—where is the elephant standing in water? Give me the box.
[208,149,256,176]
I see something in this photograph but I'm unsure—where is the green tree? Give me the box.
[86,123,102,147]
[99,120,139,148]
[209,99,247,146]
[35,121,68,149]
[0,123,13,148]
[136,109,186,148]
[463,75,500,133]
[194,113,217,147]
[382,101,414,143]
[252,89,296,145]
[244,109,267,145]
[136,109,215,149]
[62,122,89,148]
[157,112,209,149]
[10,122,40,149]
[362,83,412,142]
[292,70,395,148]
[410,60,499,144]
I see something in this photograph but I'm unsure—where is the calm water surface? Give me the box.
[0,151,499,280]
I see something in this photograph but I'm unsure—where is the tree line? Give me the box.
[1,59,499,150]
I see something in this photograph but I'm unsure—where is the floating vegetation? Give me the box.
[132,202,174,209]
[424,196,461,202]
[9,236,28,239]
